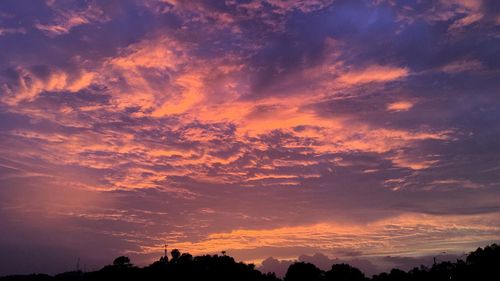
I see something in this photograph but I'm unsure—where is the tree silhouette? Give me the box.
[1,243,499,281]
[170,249,181,261]
[113,256,132,268]
[284,262,322,281]
[325,263,367,281]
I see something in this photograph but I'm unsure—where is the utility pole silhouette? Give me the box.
[76,257,80,271]
[433,252,447,265]
[159,244,169,263]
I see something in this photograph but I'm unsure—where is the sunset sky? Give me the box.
[1,0,499,276]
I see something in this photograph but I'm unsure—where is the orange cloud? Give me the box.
[35,4,109,36]
[387,101,414,112]
[147,212,500,260]
[338,65,409,85]
[1,68,95,105]
[109,38,185,70]
[0,33,453,193]
[151,73,205,117]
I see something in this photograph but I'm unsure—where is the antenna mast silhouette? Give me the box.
[164,244,168,259]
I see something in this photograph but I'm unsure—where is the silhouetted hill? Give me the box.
[1,244,499,281]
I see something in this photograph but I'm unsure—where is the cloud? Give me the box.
[386,101,414,112]
[260,257,294,277]
[441,59,484,73]
[151,73,205,116]
[448,12,483,31]
[164,213,500,258]
[34,2,109,36]
[0,27,26,36]
[1,67,95,105]
[260,253,380,277]
[337,65,409,85]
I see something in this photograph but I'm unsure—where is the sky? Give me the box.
[0,0,499,277]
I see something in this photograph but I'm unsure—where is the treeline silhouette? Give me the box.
[1,243,499,281]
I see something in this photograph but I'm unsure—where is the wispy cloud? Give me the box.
[35,2,109,36]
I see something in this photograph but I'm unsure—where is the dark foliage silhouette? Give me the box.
[113,256,132,268]
[325,263,367,281]
[371,244,500,281]
[284,262,322,281]
[1,244,499,281]
[171,249,181,262]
